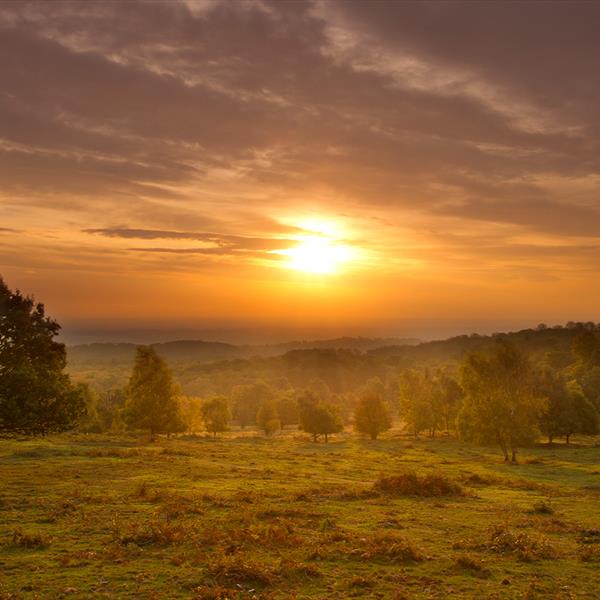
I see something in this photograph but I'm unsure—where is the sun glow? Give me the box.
[277,234,354,274]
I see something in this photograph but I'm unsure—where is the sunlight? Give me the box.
[282,235,353,274]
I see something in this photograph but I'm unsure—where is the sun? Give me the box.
[278,234,353,274]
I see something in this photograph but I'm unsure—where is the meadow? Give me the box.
[0,430,599,600]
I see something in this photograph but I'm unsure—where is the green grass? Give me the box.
[0,430,599,599]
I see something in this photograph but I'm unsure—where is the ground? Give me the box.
[0,430,599,599]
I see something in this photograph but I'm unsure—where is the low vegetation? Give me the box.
[1,431,599,598]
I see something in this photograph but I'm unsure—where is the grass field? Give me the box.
[1,430,599,599]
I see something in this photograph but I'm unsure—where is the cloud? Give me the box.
[2,0,600,326]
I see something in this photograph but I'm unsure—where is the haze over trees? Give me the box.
[0,279,85,434]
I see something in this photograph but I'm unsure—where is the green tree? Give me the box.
[0,278,86,435]
[561,381,599,444]
[298,391,343,442]
[353,391,392,440]
[457,342,545,462]
[256,399,280,436]
[580,366,600,411]
[200,395,230,437]
[231,382,272,429]
[276,390,299,429]
[123,346,184,439]
[435,369,463,435]
[398,369,436,437]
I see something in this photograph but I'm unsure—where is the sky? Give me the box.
[1,0,600,343]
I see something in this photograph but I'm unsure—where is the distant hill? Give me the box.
[67,336,421,365]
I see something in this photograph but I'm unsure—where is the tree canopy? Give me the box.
[123,346,184,438]
[0,278,85,434]
[353,391,392,440]
[458,342,545,462]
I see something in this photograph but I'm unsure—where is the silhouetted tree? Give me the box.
[457,342,545,462]
[353,391,392,440]
[0,278,86,434]
[298,390,343,442]
[200,395,230,438]
[123,346,184,439]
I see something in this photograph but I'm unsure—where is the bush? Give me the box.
[373,471,465,497]
[351,533,424,564]
[486,525,558,562]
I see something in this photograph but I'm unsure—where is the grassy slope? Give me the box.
[0,431,599,599]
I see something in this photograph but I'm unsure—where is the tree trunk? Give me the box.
[566,433,571,445]
[313,433,317,442]
[499,439,509,462]
[324,433,328,443]
[548,434,553,445]
[370,432,377,440]
[511,447,517,463]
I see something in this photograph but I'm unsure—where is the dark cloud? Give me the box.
[85,227,293,251]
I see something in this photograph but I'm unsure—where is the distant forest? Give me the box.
[68,323,594,399]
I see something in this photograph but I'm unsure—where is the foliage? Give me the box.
[256,399,280,436]
[373,471,465,497]
[353,391,391,440]
[458,342,546,462]
[275,389,299,428]
[123,346,184,438]
[0,278,86,434]
[398,369,436,437]
[230,381,272,429]
[538,370,599,443]
[200,396,231,437]
[297,390,343,442]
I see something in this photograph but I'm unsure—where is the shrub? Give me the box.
[373,471,465,497]
[205,555,274,586]
[8,529,51,549]
[486,525,558,562]
[531,500,554,515]
[454,553,491,577]
[351,533,424,564]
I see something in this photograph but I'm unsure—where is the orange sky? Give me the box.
[2,1,600,342]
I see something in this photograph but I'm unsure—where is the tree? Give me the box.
[200,395,230,437]
[298,391,343,442]
[276,390,299,429]
[435,369,463,435]
[561,381,599,444]
[353,391,392,440]
[580,366,600,411]
[398,369,436,437]
[256,399,280,436]
[457,342,545,462]
[0,278,86,435]
[231,382,272,429]
[537,368,571,444]
[123,346,184,439]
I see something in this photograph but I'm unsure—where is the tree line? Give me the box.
[1,279,599,461]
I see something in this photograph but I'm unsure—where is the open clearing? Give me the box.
[1,432,599,599]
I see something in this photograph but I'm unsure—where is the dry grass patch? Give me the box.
[350,533,425,564]
[373,471,465,497]
[5,529,51,549]
[453,553,491,577]
[486,525,558,562]
[204,555,275,587]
